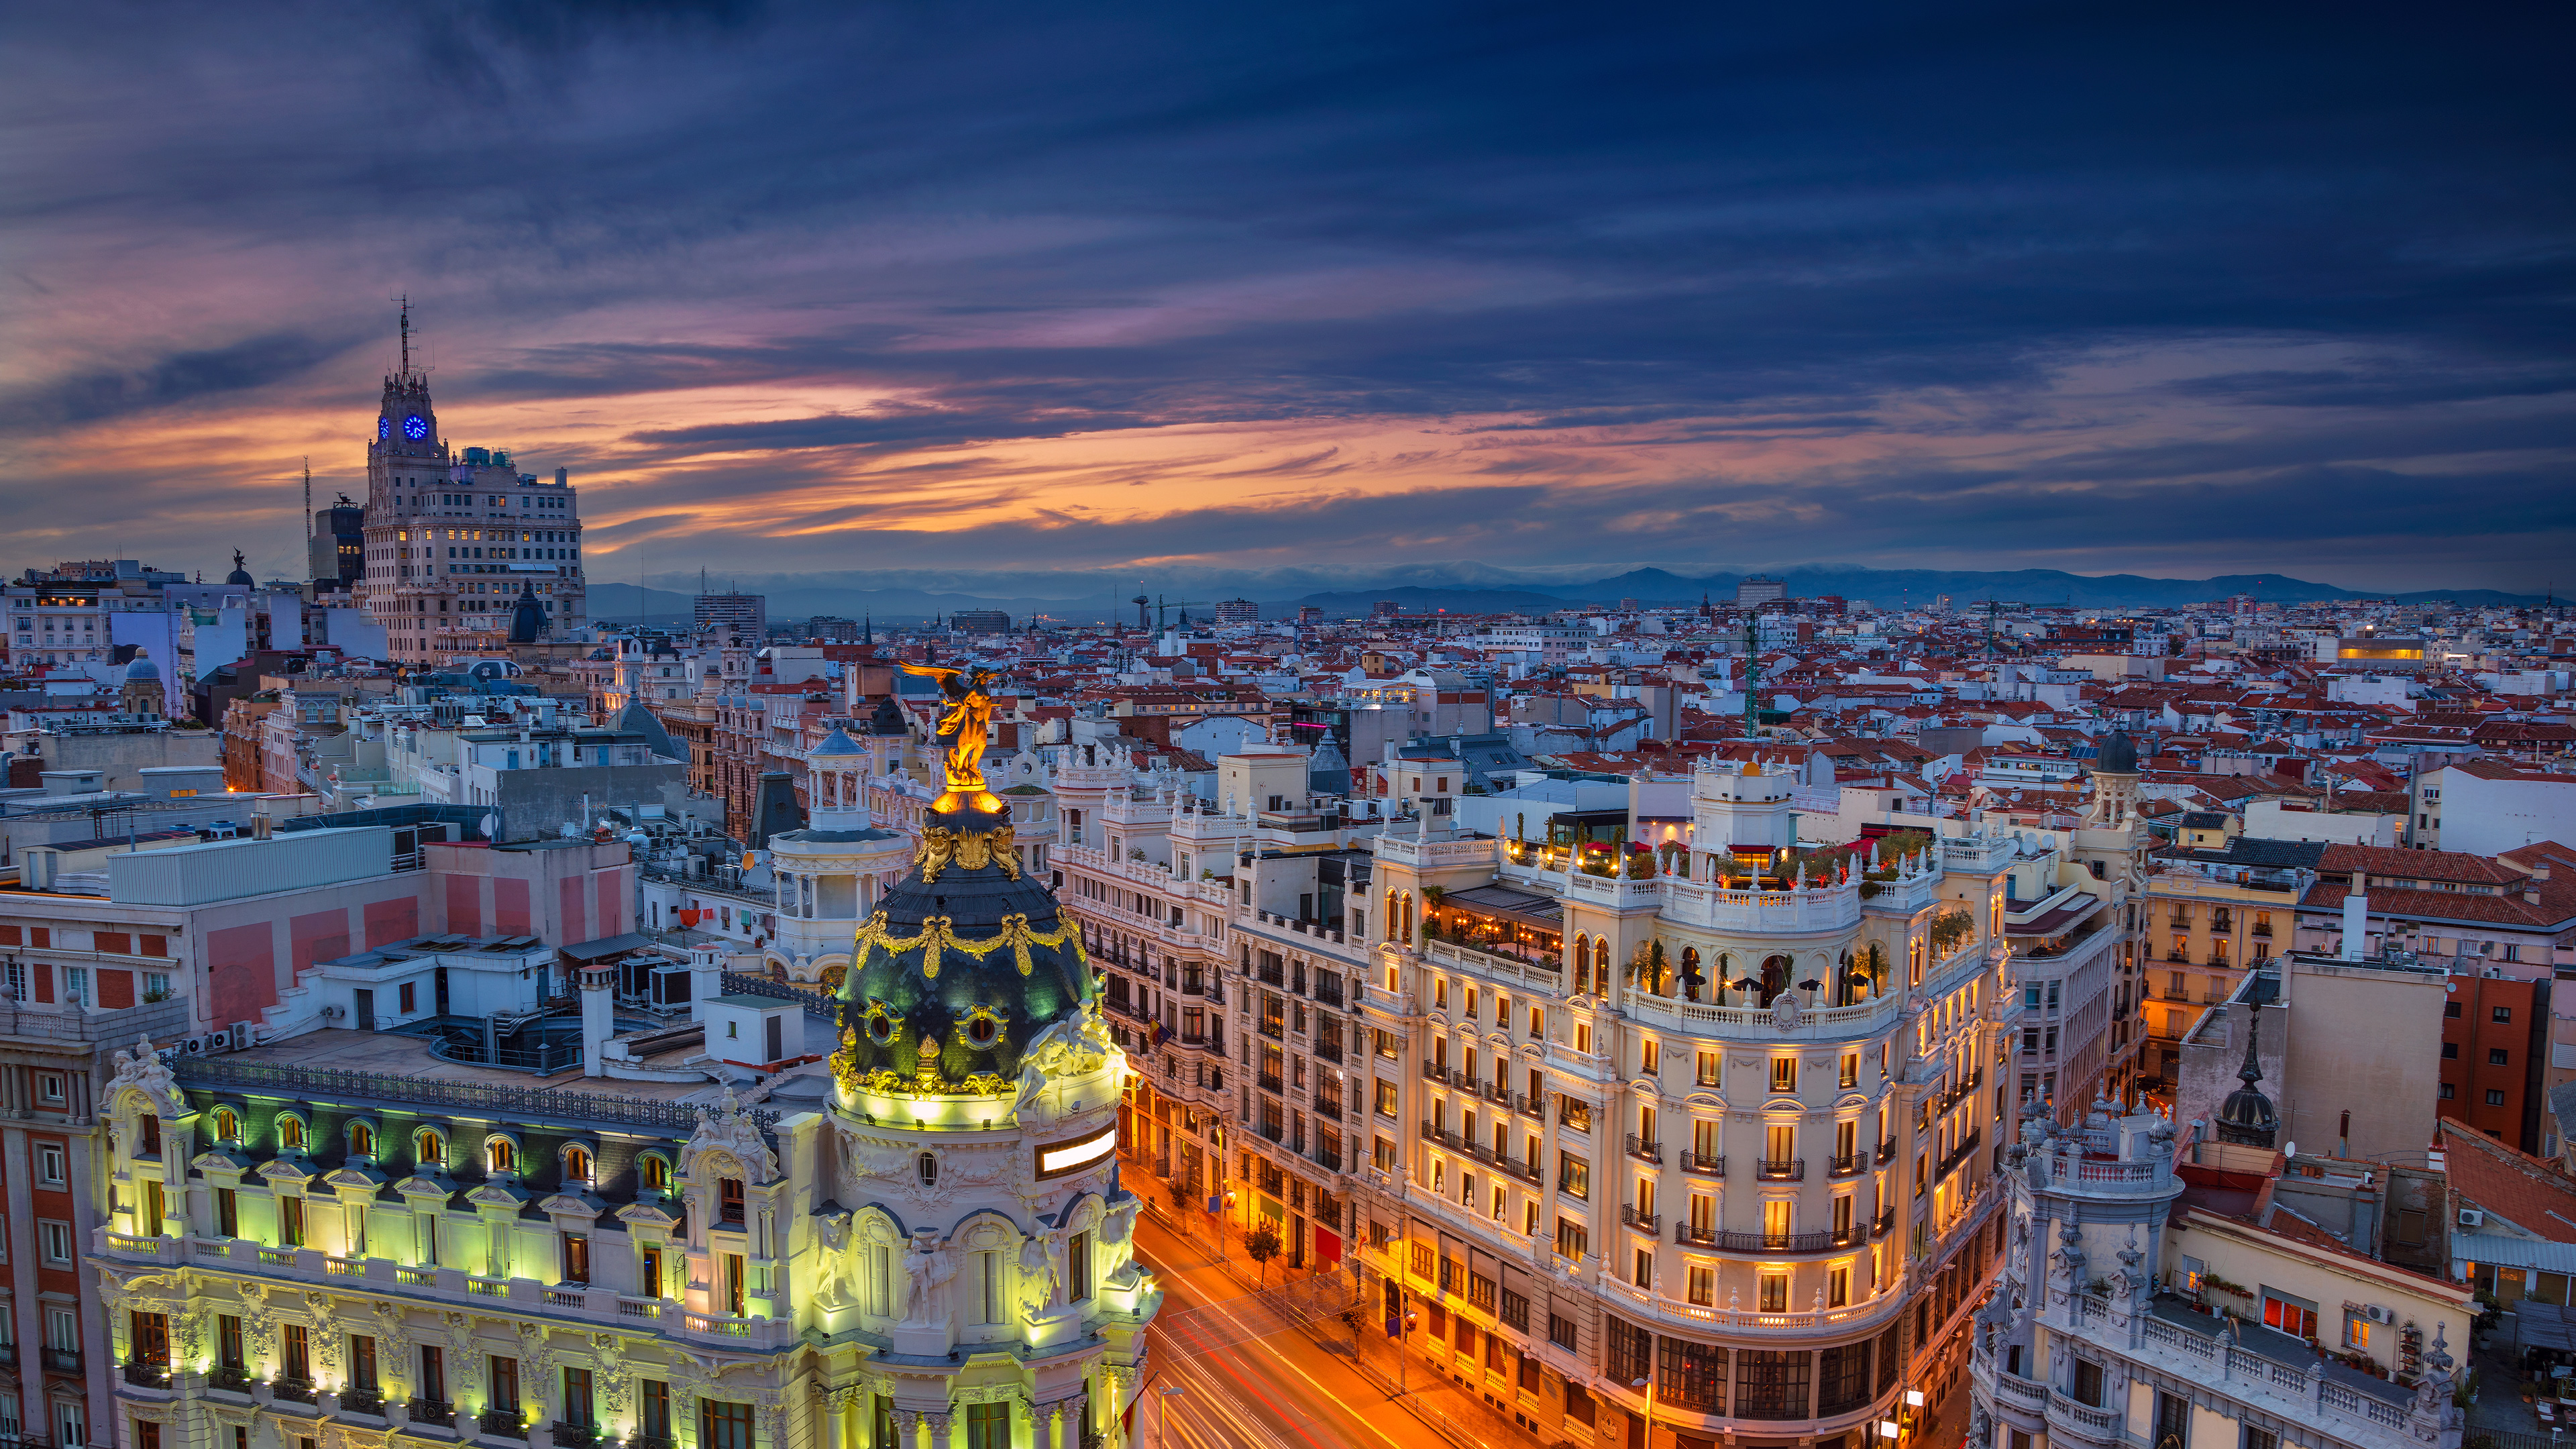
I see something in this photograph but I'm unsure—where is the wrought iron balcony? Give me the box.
[1620,1205,1660,1234]
[1680,1152,1725,1177]
[1625,1134,1664,1165]
[1829,1152,1868,1177]
[273,1378,318,1405]
[121,1361,171,1389]
[1756,1158,1805,1181]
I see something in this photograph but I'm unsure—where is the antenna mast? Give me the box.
[398,296,412,377]
[301,457,311,537]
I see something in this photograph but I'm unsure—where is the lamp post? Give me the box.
[1391,1286,1419,1398]
[1632,1375,1657,1449]
[1152,1384,1185,1449]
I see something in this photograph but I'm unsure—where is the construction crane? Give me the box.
[1153,596,1211,631]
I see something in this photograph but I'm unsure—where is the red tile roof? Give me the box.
[2439,1121,2576,1242]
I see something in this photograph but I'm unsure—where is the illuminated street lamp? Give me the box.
[1153,1384,1186,1449]
[1633,1375,1658,1449]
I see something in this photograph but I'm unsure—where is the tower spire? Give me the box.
[398,295,412,378]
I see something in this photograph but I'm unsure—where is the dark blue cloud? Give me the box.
[1,0,2571,587]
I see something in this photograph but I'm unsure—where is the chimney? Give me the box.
[2340,890,2369,961]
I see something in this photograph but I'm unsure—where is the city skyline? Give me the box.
[4,3,2570,590]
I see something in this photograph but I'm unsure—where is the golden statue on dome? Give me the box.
[898,661,1004,814]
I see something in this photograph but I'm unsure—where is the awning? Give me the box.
[1438,883,1564,930]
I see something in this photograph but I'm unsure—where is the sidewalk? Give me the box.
[1122,1154,1562,1449]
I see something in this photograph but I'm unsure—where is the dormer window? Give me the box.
[277,1115,308,1152]
[417,1128,446,1170]
[347,1122,375,1159]
[564,1145,593,1183]
[212,1106,240,1143]
[640,1155,670,1195]
[488,1138,516,1176]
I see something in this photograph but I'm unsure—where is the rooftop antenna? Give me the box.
[398,294,411,378]
[301,457,311,539]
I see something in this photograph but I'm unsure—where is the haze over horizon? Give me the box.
[5,2,2571,593]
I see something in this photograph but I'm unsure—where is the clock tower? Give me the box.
[374,297,443,464]
[354,301,591,663]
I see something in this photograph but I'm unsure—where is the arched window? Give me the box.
[487,1137,516,1175]
[1678,948,1702,1003]
[416,1128,446,1169]
[564,1145,593,1183]
[639,1154,670,1194]
[347,1122,376,1159]
[1572,934,1593,996]
[1760,954,1792,1007]
[212,1106,240,1142]
[277,1114,307,1152]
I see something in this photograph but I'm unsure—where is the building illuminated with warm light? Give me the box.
[1039,737,2147,1448]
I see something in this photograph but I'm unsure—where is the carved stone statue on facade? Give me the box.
[901,1236,958,1326]
[109,1035,183,1117]
[685,1087,780,1183]
[813,1212,855,1305]
[1099,1195,1142,1281]
[1020,1236,1061,1311]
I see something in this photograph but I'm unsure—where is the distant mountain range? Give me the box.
[587,564,2539,627]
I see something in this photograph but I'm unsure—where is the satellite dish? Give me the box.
[480,812,500,839]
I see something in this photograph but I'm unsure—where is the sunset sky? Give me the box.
[4,2,2570,597]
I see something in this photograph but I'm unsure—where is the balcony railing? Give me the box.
[341,1387,386,1416]
[1878,1137,1898,1163]
[479,1409,525,1438]
[1625,1134,1664,1165]
[552,1423,600,1448]
[1828,1152,1868,1177]
[1315,1038,1344,1063]
[1671,1226,1863,1254]
[1419,1120,1460,1150]
[211,1366,254,1394]
[1257,1072,1283,1094]
[1680,1152,1725,1177]
[44,1348,83,1373]
[1621,1206,1661,1234]
[1501,1155,1542,1185]
[1514,1093,1544,1118]
[1756,1159,1805,1181]
[273,1378,318,1405]
[410,1399,454,1425]
[121,1361,172,1389]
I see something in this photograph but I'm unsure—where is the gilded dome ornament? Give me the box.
[831,669,1093,1106]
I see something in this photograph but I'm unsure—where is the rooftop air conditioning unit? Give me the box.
[2365,1305,2396,1325]
[2459,1209,2485,1228]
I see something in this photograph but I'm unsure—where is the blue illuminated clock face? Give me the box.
[403,414,428,441]
[378,417,390,439]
